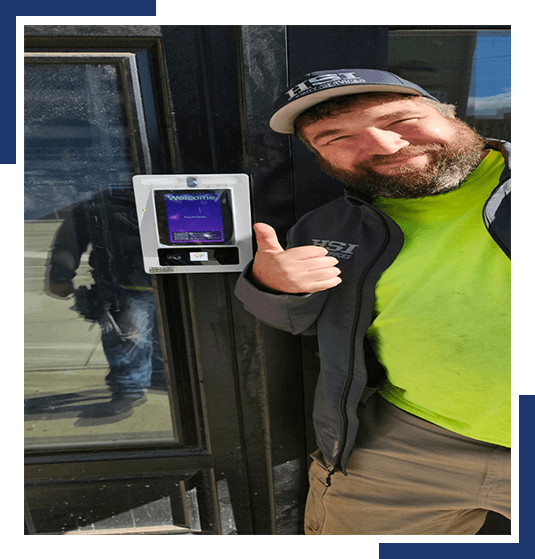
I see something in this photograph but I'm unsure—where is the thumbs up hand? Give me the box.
[251,223,342,294]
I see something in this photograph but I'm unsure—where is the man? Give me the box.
[234,69,511,535]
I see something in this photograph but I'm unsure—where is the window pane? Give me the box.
[24,60,175,448]
[388,28,511,141]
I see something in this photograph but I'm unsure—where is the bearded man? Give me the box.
[235,69,511,535]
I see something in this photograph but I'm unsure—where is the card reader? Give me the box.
[133,174,253,274]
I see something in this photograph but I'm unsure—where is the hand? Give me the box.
[251,223,342,294]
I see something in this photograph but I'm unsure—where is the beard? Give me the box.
[316,119,487,202]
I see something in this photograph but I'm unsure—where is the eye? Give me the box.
[389,118,418,127]
[326,135,353,145]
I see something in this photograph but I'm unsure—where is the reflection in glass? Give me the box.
[24,60,175,447]
[387,28,511,141]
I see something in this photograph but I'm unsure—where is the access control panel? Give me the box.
[133,174,253,274]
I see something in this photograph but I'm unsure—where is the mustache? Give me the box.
[366,144,443,166]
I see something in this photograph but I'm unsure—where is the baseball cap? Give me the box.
[270,68,438,134]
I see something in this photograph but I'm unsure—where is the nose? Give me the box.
[360,128,410,156]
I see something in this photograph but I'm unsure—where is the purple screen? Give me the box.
[164,190,226,244]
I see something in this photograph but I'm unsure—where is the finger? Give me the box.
[285,245,330,260]
[308,275,343,293]
[306,266,342,281]
[288,265,341,293]
[305,256,340,270]
[254,222,284,253]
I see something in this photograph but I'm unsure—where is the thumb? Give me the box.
[254,222,284,252]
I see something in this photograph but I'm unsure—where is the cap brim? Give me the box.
[269,83,427,134]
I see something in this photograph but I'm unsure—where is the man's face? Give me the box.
[300,96,486,200]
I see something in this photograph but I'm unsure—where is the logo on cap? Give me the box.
[286,72,367,101]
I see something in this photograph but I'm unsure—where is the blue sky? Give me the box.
[468,31,511,117]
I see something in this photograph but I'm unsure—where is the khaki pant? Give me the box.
[305,394,510,535]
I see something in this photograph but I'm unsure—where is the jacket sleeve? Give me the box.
[46,205,90,284]
[234,260,328,335]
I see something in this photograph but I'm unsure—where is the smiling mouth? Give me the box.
[373,153,429,169]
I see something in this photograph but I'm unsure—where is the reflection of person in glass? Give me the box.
[45,188,164,423]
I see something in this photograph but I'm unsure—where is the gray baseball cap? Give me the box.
[270,68,438,134]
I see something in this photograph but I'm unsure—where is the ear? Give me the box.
[446,104,457,118]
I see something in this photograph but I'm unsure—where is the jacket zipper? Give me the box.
[328,208,394,479]
[325,466,340,486]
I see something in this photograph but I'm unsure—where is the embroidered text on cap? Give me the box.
[286,72,367,101]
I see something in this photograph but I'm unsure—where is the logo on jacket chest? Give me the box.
[311,239,359,259]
